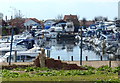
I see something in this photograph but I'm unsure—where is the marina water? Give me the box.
[9,39,114,62]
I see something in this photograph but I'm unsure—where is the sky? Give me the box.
[0,0,119,20]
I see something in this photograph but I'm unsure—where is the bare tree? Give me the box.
[55,14,63,21]
[14,10,24,19]
[94,16,106,22]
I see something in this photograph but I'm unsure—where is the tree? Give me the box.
[114,17,118,21]
[55,14,63,21]
[104,17,108,21]
[94,16,106,22]
[14,10,24,19]
[82,17,87,28]
[94,17,98,22]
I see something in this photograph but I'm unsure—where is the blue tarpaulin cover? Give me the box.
[45,26,51,29]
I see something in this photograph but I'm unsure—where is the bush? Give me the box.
[82,65,95,70]
[112,67,120,73]
[97,66,112,72]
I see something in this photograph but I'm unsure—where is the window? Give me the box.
[67,25,72,28]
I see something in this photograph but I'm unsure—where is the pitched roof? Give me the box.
[80,20,95,27]
[64,14,78,21]
[25,18,42,24]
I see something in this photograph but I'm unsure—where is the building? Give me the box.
[0,13,3,36]
[63,14,80,32]
[0,13,3,27]
[80,20,95,27]
[24,18,43,30]
[44,19,56,29]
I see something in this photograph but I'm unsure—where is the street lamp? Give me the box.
[9,25,14,65]
[80,26,83,65]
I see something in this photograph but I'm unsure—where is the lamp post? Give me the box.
[80,26,83,65]
[9,26,14,65]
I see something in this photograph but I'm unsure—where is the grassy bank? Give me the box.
[2,74,118,81]
[1,66,120,82]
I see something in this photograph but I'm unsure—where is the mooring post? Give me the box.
[47,50,50,58]
[58,56,60,60]
[71,56,73,61]
[22,57,25,62]
[7,57,9,62]
[14,51,17,62]
[100,56,102,61]
[109,59,111,67]
[86,56,88,61]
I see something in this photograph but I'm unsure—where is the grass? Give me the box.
[1,66,120,82]
[2,74,119,81]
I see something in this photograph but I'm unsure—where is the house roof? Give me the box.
[64,14,78,21]
[80,20,95,27]
[63,14,80,29]
[25,18,42,24]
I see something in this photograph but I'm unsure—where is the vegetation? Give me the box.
[2,27,20,36]
[2,65,120,82]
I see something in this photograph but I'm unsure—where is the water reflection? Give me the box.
[39,39,110,61]
[9,38,119,62]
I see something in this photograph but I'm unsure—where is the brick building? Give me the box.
[63,14,80,32]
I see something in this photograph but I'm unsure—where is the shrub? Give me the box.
[97,66,112,72]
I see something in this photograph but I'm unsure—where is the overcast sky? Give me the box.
[0,0,119,20]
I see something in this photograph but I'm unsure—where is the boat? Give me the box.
[35,29,58,39]
[0,44,27,52]
[50,31,58,39]
[4,45,42,58]
[100,33,117,44]
[64,22,74,32]
[0,42,11,48]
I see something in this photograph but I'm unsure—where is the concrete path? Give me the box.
[1,61,120,68]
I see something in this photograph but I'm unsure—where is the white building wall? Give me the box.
[24,20,38,26]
